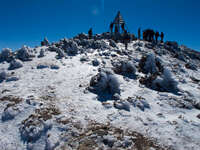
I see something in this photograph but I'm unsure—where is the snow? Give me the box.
[0,37,200,150]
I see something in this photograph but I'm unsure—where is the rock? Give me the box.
[63,39,79,55]
[2,106,20,121]
[38,49,45,58]
[8,59,23,70]
[194,102,200,110]
[6,76,19,82]
[128,97,150,111]
[0,70,7,82]
[165,41,179,50]
[16,46,34,61]
[80,56,89,62]
[185,62,197,71]
[50,64,60,70]
[197,114,200,119]
[37,64,49,69]
[0,48,13,62]
[92,59,100,66]
[103,135,117,147]
[114,100,130,111]
[89,68,120,95]
[112,93,120,100]
[112,59,136,75]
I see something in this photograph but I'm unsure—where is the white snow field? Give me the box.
[0,35,200,150]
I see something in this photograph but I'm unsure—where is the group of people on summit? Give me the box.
[88,11,165,49]
[140,28,164,43]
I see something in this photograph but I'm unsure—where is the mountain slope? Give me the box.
[0,35,200,150]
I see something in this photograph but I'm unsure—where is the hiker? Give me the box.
[155,31,159,43]
[110,22,114,34]
[124,30,130,50]
[121,23,125,33]
[88,28,93,39]
[138,28,141,40]
[160,32,164,43]
[143,30,147,41]
[114,25,118,34]
[150,30,155,42]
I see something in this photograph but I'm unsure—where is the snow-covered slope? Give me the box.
[0,35,200,150]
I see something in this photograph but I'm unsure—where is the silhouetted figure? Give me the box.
[121,23,125,33]
[114,25,118,34]
[160,32,164,43]
[143,31,147,41]
[124,30,130,50]
[88,28,93,39]
[155,32,159,43]
[110,22,114,34]
[138,28,141,40]
[150,30,155,42]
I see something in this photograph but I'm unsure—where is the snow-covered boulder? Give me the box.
[8,59,23,70]
[114,100,130,111]
[139,52,163,74]
[185,62,197,71]
[1,106,20,121]
[92,59,100,66]
[63,39,79,55]
[16,46,34,61]
[50,64,60,70]
[127,97,150,111]
[37,63,49,69]
[38,49,45,58]
[165,41,179,50]
[153,68,178,92]
[0,70,7,82]
[89,68,120,95]
[112,59,136,76]
[0,48,13,62]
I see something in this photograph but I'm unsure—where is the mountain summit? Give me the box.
[0,33,200,150]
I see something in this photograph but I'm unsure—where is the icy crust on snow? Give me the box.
[0,38,200,150]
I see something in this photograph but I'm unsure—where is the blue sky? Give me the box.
[0,0,199,51]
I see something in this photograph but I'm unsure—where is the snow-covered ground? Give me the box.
[0,36,200,150]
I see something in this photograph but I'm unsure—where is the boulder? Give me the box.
[16,46,34,61]
[0,48,13,62]
[8,59,23,70]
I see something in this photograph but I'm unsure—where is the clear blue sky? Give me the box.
[0,0,199,51]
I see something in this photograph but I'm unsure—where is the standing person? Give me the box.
[143,31,147,41]
[114,25,118,34]
[160,32,164,43]
[150,30,155,42]
[88,28,93,39]
[138,28,141,40]
[155,31,159,43]
[110,22,114,34]
[124,30,130,50]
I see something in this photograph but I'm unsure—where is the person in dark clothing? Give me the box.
[160,32,164,43]
[110,22,114,34]
[155,31,159,43]
[114,25,118,34]
[124,30,130,50]
[150,30,155,42]
[88,28,93,39]
[138,28,141,40]
[143,31,147,41]
[121,23,125,33]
